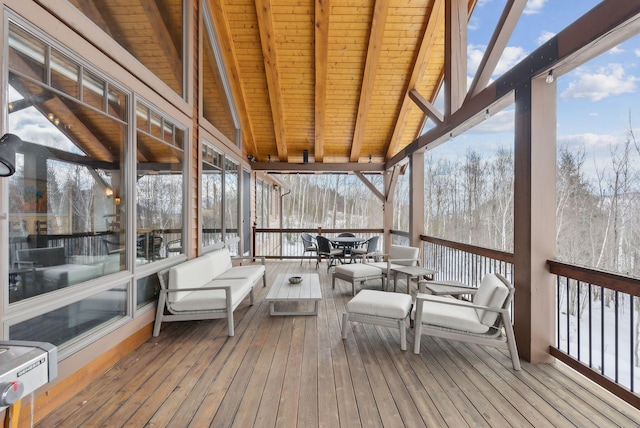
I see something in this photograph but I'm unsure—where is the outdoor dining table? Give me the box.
[328,236,367,263]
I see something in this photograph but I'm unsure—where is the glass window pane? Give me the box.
[107,84,127,120]
[202,18,238,145]
[136,101,184,265]
[7,71,128,303]
[67,0,185,97]
[51,48,80,99]
[8,24,46,83]
[202,141,223,247]
[82,69,106,111]
[224,157,238,245]
[9,285,128,348]
[136,103,149,132]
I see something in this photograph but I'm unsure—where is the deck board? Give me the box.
[38,261,640,427]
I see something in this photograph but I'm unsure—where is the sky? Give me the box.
[429,0,640,183]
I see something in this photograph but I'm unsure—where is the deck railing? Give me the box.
[419,235,514,285]
[548,260,640,408]
[253,228,384,259]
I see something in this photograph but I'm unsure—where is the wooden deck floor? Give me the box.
[39,261,640,427]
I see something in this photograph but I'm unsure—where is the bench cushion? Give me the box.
[204,248,235,278]
[347,290,412,319]
[168,256,216,303]
[169,279,252,312]
[217,264,265,283]
[335,264,381,279]
[414,295,489,334]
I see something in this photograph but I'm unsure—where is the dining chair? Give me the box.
[351,235,380,262]
[316,235,343,270]
[300,233,318,265]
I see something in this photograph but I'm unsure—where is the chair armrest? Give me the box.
[15,261,36,270]
[415,293,507,314]
[387,258,421,268]
[418,280,478,296]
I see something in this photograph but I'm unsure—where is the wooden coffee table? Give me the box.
[266,273,322,316]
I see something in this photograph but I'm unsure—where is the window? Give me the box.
[202,4,240,145]
[201,141,224,246]
[224,157,239,247]
[7,22,128,304]
[135,101,185,265]
[67,0,186,98]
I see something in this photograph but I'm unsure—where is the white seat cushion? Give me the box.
[217,264,265,283]
[169,279,252,312]
[414,295,489,334]
[335,264,382,279]
[347,290,412,319]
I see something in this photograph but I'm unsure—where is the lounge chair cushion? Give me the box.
[335,264,382,279]
[473,274,509,326]
[347,290,413,319]
[415,295,489,334]
[170,279,253,312]
[387,245,420,266]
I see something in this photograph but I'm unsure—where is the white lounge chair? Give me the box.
[413,273,521,370]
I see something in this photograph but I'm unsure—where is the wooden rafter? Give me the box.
[350,0,390,163]
[444,0,467,116]
[208,0,257,156]
[386,0,444,159]
[314,0,330,163]
[354,171,384,201]
[255,0,287,161]
[408,89,444,124]
[466,0,526,99]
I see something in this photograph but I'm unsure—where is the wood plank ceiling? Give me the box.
[210,0,475,167]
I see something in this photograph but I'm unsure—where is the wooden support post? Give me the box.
[513,77,556,363]
[410,149,425,250]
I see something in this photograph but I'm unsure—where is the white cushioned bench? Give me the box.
[332,263,383,296]
[342,290,413,350]
[154,248,266,337]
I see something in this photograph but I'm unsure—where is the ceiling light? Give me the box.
[545,70,554,84]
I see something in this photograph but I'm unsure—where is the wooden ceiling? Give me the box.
[209,0,475,168]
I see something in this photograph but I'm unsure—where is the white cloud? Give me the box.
[524,0,548,15]
[609,46,625,55]
[495,46,527,75]
[635,49,640,57]
[560,64,637,101]
[467,45,527,78]
[537,31,555,46]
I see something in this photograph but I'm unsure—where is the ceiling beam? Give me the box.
[255,0,288,161]
[314,0,330,162]
[466,0,526,99]
[249,161,385,173]
[208,0,257,156]
[387,0,445,159]
[350,0,390,162]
